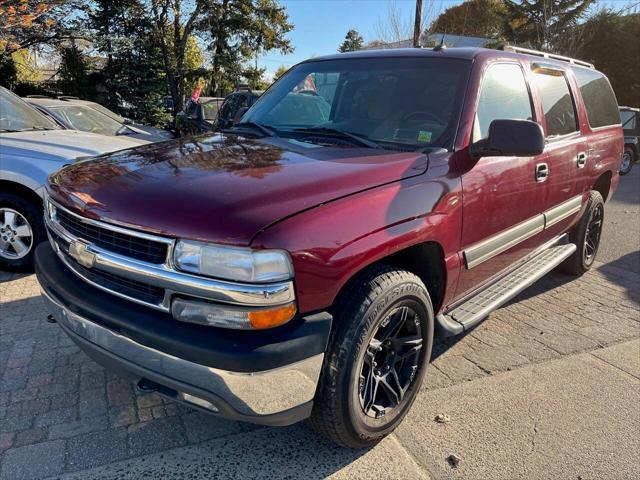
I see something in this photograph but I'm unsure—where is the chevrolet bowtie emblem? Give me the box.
[68,241,96,268]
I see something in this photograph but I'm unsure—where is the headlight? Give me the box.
[173,240,294,283]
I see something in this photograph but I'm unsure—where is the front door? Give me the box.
[456,61,547,297]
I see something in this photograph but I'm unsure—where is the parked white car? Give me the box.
[0,86,146,271]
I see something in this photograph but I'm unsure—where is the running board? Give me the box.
[436,242,577,337]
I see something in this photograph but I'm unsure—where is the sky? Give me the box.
[256,0,636,77]
[256,0,454,75]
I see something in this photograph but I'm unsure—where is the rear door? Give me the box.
[529,64,586,241]
[456,61,547,296]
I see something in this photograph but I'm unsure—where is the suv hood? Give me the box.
[48,133,428,245]
[0,129,144,162]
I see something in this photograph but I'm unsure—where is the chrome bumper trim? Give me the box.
[42,289,323,418]
[44,197,295,310]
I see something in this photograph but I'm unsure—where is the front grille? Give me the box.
[55,209,168,264]
[61,250,165,305]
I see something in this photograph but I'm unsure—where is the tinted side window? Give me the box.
[620,110,636,130]
[533,71,577,137]
[573,68,620,128]
[474,63,533,141]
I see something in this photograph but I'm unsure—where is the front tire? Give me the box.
[309,266,434,448]
[620,147,635,175]
[561,191,604,276]
[0,193,45,272]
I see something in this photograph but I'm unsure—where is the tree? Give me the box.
[338,29,363,52]
[429,0,506,38]
[149,0,208,115]
[502,0,595,51]
[573,11,640,107]
[203,0,293,96]
[58,42,90,97]
[273,64,288,79]
[0,1,81,56]
[88,0,171,125]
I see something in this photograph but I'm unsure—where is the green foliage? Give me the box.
[338,29,364,52]
[273,64,288,79]
[58,43,90,98]
[0,54,18,88]
[430,0,506,38]
[502,0,595,50]
[574,12,640,107]
[204,0,293,95]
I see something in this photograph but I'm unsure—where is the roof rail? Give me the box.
[25,95,50,98]
[501,45,594,69]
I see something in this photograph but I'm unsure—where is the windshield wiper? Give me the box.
[293,127,381,149]
[227,122,277,137]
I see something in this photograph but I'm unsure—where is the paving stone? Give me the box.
[433,355,488,382]
[66,427,130,472]
[50,392,79,410]
[0,440,66,480]
[0,415,32,434]
[108,405,137,428]
[34,406,76,428]
[48,415,109,440]
[106,380,133,406]
[79,388,108,418]
[136,392,164,409]
[14,427,47,447]
[182,411,245,443]
[128,417,187,456]
[0,432,14,453]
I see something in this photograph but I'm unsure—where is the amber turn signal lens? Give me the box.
[248,302,297,329]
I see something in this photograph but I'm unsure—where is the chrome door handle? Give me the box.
[577,152,587,168]
[535,163,549,182]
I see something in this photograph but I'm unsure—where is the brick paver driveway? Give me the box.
[1,261,637,479]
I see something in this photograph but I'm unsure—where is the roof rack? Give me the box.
[25,95,50,99]
[501,45,594,69]
[58,95,80,100]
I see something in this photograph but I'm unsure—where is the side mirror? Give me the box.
[232,107,248,125]
[470,119,544,158]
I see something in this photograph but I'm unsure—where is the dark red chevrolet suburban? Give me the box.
[35,46,623,448]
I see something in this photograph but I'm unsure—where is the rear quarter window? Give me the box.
[572,68,620,129]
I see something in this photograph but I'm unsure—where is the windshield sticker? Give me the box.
[418,130,432,143]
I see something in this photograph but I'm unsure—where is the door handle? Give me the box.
[535,163,549,182]
[577,152,587,168]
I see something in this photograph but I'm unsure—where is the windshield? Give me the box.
[243,57,471,151]
[51,105,129,136]
[84,102,125,123]
[0,87,59,132]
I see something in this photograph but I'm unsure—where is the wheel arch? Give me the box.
[331,240,447,316]
[0,180,43,209]
[592,171,612,202]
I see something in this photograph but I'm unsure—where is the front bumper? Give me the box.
[35,243,332,426]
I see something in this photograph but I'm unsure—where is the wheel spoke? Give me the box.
[381,307,409,342]
[13,225,31,238]
[3,211,16,228]
[12,239,28,255]
[0,237,9,252]
[362,372,379,414]
[379,373,403,405]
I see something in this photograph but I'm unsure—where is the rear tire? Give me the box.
[619,147,635,175]
[309,266,434,448]
[561,191,604,276]
[0,193,45,272]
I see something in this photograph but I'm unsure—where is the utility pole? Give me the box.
[413,0,423,47]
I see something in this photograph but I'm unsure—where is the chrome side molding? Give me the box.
[463,195,583,269]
